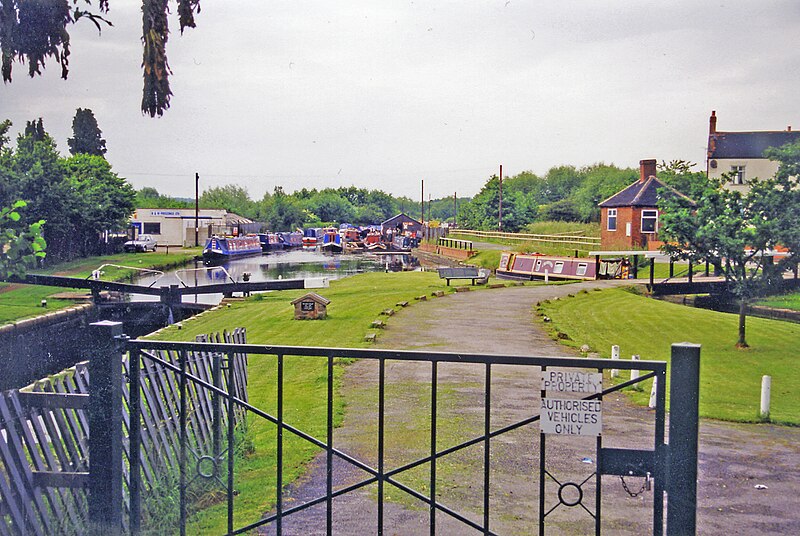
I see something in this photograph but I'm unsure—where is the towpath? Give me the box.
[264,281,800,535]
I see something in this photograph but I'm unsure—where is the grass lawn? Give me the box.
[147,271,475,533]
[537,287,800,425]
[0,249,200,324]
[756,291,800,311]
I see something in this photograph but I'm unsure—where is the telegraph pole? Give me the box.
[498,164,503,231]
[420,179,424,223]
[453,192,457,227]
[195,173,200,247]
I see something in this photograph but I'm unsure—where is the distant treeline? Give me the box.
[457,161,706,232]
[136,185,470,231]
[137,161,705,233]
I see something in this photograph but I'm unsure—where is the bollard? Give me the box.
[648,376,657,409]
[630,354,641,390]
[611,345,620,378]
[760,375,771,421]
[544,269,549,284]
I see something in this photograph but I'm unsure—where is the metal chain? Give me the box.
[619,475,648,497]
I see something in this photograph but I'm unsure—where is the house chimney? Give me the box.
[639,159,657,183]
[709,110,717,135]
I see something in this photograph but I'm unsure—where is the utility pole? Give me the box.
[453,192,457,227]
[420,179,424,223]
[498,164,503,231]
[195,172,200,247]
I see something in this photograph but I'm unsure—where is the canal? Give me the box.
[1,249,415,390]
[131,248,414,304]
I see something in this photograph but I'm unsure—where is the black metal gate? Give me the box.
[85,323,699,535]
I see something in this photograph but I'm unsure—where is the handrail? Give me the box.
[452,229,600,246]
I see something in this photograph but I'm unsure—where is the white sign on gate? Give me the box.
[540,398,602,436]
[541,370,602,394]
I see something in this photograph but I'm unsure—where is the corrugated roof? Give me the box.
[709,131,800,159]
[598,177,694,208]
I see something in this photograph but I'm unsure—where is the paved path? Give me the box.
[264,281,800,535]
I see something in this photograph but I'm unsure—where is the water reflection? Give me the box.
[132,249,412,305]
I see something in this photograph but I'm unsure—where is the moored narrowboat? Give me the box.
[496,252,596,281]
[320,228,343,252]
[203,235,263,262]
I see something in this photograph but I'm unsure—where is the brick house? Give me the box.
[599,159,694,251]
[707,110,799,193]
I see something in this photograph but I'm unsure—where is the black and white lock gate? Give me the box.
[77,322,699,536]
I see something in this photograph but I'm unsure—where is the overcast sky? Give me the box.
[3,0,799,200]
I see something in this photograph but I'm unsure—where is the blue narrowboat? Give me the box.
[203,235,263,262]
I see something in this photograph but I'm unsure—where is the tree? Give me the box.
[63,154,136,256]
[658,177,786,348]
[763,140,800,264]
[0,0,201,117]
[571,164,637,222]
[0,200,46,280]
[135,187,192,208]
[200,185,257,219]
[265,186,305,231]
[305,191,355,224]
[67,108,106,156]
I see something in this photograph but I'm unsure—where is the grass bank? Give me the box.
[537,287,800,425]
[756,291,800,311]
[148,271,472,533]
[0,249,200,324]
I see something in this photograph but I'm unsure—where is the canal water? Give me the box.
[0,249,415,390]
[131,248,413,305]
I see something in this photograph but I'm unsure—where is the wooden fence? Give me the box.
[0,328,248,535]
[452,229,601,247]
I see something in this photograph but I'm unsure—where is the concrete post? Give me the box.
[760,375,771,421]
[667,343,701,536]
[630,354,641,389]
[88,321,125,535]
[611,345,620,378]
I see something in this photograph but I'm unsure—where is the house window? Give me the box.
[143,222,161,235]
[730,165,746,185]
[641,210,658,233]
[607,208,617,231]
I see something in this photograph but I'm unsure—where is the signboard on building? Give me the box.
[541,370,602,436]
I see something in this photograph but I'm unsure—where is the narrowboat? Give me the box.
[320,228,343,252]
[257,232,284,251]
[496,252,596,281]
[203,235,263,262]
[303,228,323,246]
[364,231,386,250]
[280,231,304,248]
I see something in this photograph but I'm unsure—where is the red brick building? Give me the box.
[599,159,693,251]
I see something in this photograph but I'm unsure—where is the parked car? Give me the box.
[123,234,158,252]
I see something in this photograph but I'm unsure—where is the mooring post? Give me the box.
[88,320,125,535]
[667,343,701,536]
